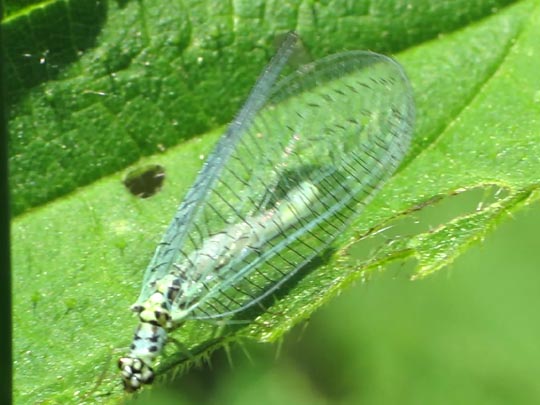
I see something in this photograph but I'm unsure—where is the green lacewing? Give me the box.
[119,33,414,391]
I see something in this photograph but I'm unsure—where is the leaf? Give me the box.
[5,0,521,217]
[8,0,540,403]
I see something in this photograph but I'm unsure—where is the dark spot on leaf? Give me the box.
[123,164,165,198]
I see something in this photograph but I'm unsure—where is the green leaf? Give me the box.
[8,0,540,403]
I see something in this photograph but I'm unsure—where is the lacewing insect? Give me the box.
[118,33,415,391]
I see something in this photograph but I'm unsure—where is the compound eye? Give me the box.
[118,357,155,391]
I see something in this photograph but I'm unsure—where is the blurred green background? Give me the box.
[128,199,540,404]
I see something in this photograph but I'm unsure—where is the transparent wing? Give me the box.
[135,34,300,303]
[181,50,415,320]
[137,35,415,322]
